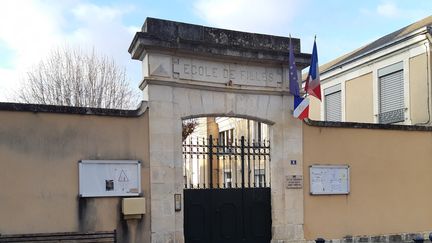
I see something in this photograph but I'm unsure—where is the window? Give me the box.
[218,131,225,146]
[324,84,341,122]
[219,129,234,146]
[378,62,404,124]
[254,168,265,185]
[251,121,263,146]
[219,129,234,153]
[224,171,232,187]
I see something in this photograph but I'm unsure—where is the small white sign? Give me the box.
[286,175,303,189]
[79,160,141,197]
[310,165,349,195]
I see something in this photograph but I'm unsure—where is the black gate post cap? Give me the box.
[413,236,424,243]
[315,238,325,243]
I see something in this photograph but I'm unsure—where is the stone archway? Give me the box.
[182,115,272,243]
[129,18,311,243]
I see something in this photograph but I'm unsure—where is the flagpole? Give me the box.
[305,35,316,97]
[304,34,319,99]
[303,34,312,120]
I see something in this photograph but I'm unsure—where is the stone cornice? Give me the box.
[129,18,311,68]
[304,119,432,131]
[141,78,294,96]
[0,102,147,117]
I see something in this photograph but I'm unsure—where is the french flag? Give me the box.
[305,39,321,101]
[293,96,309,120]
[289,37,309,120]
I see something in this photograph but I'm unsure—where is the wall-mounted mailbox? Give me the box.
[122,197,146,219]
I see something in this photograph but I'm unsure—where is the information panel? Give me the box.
[79,160,141,197]
[309,165,349,195]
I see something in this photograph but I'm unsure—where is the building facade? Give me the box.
[184,117,270,190]
[309,15,432,125]
[2,17,432,243]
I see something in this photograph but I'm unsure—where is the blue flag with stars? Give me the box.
[289,37,300,96]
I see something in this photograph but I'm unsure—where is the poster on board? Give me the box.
[309,165,349,195]
[79,160,141,197]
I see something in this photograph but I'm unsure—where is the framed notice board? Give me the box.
[79,160,141,197]
[309,165,350,195]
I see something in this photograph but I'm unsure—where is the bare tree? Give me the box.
[18,46,140,109]
[182,119,198,141]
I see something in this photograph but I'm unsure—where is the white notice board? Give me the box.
[79,160,141,197]
[309,165,349,195]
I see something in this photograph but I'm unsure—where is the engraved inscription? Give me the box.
[173,57,281,87]
[184,64,218,78]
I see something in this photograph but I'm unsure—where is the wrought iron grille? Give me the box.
[378,108,405,124]
[183,135,270,189]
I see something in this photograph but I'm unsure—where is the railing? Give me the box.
[183,135,270,189]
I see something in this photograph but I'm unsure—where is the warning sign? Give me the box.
[118,169,129,182]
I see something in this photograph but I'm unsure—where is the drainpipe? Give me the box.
[425,27,432,125]
[426,26,432,43]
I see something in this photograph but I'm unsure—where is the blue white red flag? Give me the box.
[288,37,300,96]
[305,39,321,101]
[293,96,309,120]
[289,37,309,120]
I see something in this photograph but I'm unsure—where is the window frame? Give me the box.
[324,84,342,122]
[377,61,405,124]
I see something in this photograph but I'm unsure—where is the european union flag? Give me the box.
[288,37,300,96]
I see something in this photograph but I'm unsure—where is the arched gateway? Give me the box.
[129,18,311,242]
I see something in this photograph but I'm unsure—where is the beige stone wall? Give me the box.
[345,72,374,123]
[308,95,321,120]
[409,53,429,124]
[0,109,150,243]
[303,123,432,240]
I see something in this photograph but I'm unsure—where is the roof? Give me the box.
[320,15,432,74]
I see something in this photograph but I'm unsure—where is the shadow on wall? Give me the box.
[78,197,146,243]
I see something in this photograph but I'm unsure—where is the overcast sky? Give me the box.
[1,0,431,102]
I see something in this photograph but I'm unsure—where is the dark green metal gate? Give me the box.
[183,136,271,243]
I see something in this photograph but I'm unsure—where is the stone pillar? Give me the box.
[147,84,184,243]
[270,95,304,242]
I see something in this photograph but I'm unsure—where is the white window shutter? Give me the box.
[325,89,342,122]
[378,68,404,124]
